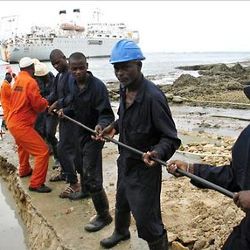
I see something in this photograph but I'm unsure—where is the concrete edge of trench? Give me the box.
[0,156,68,250]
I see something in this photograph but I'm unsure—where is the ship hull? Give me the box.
[1,37,137,63]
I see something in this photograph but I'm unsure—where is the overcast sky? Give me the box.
[1,1,250,53]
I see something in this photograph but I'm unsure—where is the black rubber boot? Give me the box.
[84,189,112,232]
[148,230,168,250]
[68,174,90,200]
[100,209,131,249]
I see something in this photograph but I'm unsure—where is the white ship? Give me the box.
[0,9,139,63]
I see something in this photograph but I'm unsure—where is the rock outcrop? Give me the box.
[160,62,250,108]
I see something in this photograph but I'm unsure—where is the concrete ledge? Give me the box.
[0,156,66,250]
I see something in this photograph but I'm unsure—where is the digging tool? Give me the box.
[54,111,234,199]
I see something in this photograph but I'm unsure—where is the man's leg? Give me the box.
[81,139,112,232]
[100,157,131,248]
[128,165,168,250]
[16,142,32,177]
[68,135,90,200]
[9,126,50,189]
[57,120,79,197]
[46,115,59,165]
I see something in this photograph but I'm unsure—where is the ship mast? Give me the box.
[92,8,102,23]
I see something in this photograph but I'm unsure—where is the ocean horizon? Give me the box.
[1,51,250,85]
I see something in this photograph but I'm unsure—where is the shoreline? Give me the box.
[1,51,250,85]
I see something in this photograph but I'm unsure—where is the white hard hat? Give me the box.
[19,57,34,68]
[32,58,40,65]
[34,63,49,76]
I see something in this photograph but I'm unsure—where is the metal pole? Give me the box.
[60,113,234,199]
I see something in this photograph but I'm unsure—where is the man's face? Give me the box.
[113,61,141,87]
[69,59,88,82]
[51,55,67,73]
[5,73,12,83]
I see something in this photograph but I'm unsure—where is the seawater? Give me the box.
[1,51,250,84]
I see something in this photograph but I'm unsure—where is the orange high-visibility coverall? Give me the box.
[7,71,49,188]
[1,80,12,120]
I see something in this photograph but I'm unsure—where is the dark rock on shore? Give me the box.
[105,62,250,108]
[176,64,214,71]
[164,62,250,107]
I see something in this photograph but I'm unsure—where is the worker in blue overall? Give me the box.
[98,40,181,249]
[34,62,59,167]
[167,86,250,250]
[48,49,79,197]
[58,52,115,231]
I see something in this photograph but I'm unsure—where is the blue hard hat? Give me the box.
[110,39,145,64]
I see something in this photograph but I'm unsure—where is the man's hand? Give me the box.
[91,124,103,140]
[92,124,116,141]
[57,108,64,118]
[95,124,103,135]
[233,190,250,212]
[167,160,188,177]
[142,151,159,167]
[48,101,58,115]
[101,124,116,139]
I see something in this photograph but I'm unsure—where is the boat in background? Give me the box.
[0,9,139,63]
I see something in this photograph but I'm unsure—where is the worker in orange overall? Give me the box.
[1,72,12,123]
[7,57,52,193]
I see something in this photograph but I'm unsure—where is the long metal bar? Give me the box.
[59,113,234,199]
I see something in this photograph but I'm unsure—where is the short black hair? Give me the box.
[50,49,66,60]
[69,52,86,63]
[5,72,12,82]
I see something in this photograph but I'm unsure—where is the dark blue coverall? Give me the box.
[64,72,114,192]
[35,72,59,160]
[113,76,181,242]
[47,70,78,183]
[191,124,250,250]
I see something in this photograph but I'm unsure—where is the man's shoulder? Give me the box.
[21,74,37,86]
[1,80,8,87]
[68,73,75,82]
[89,73,106,88]
[144,78,165,98]
[2,81,11,89]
